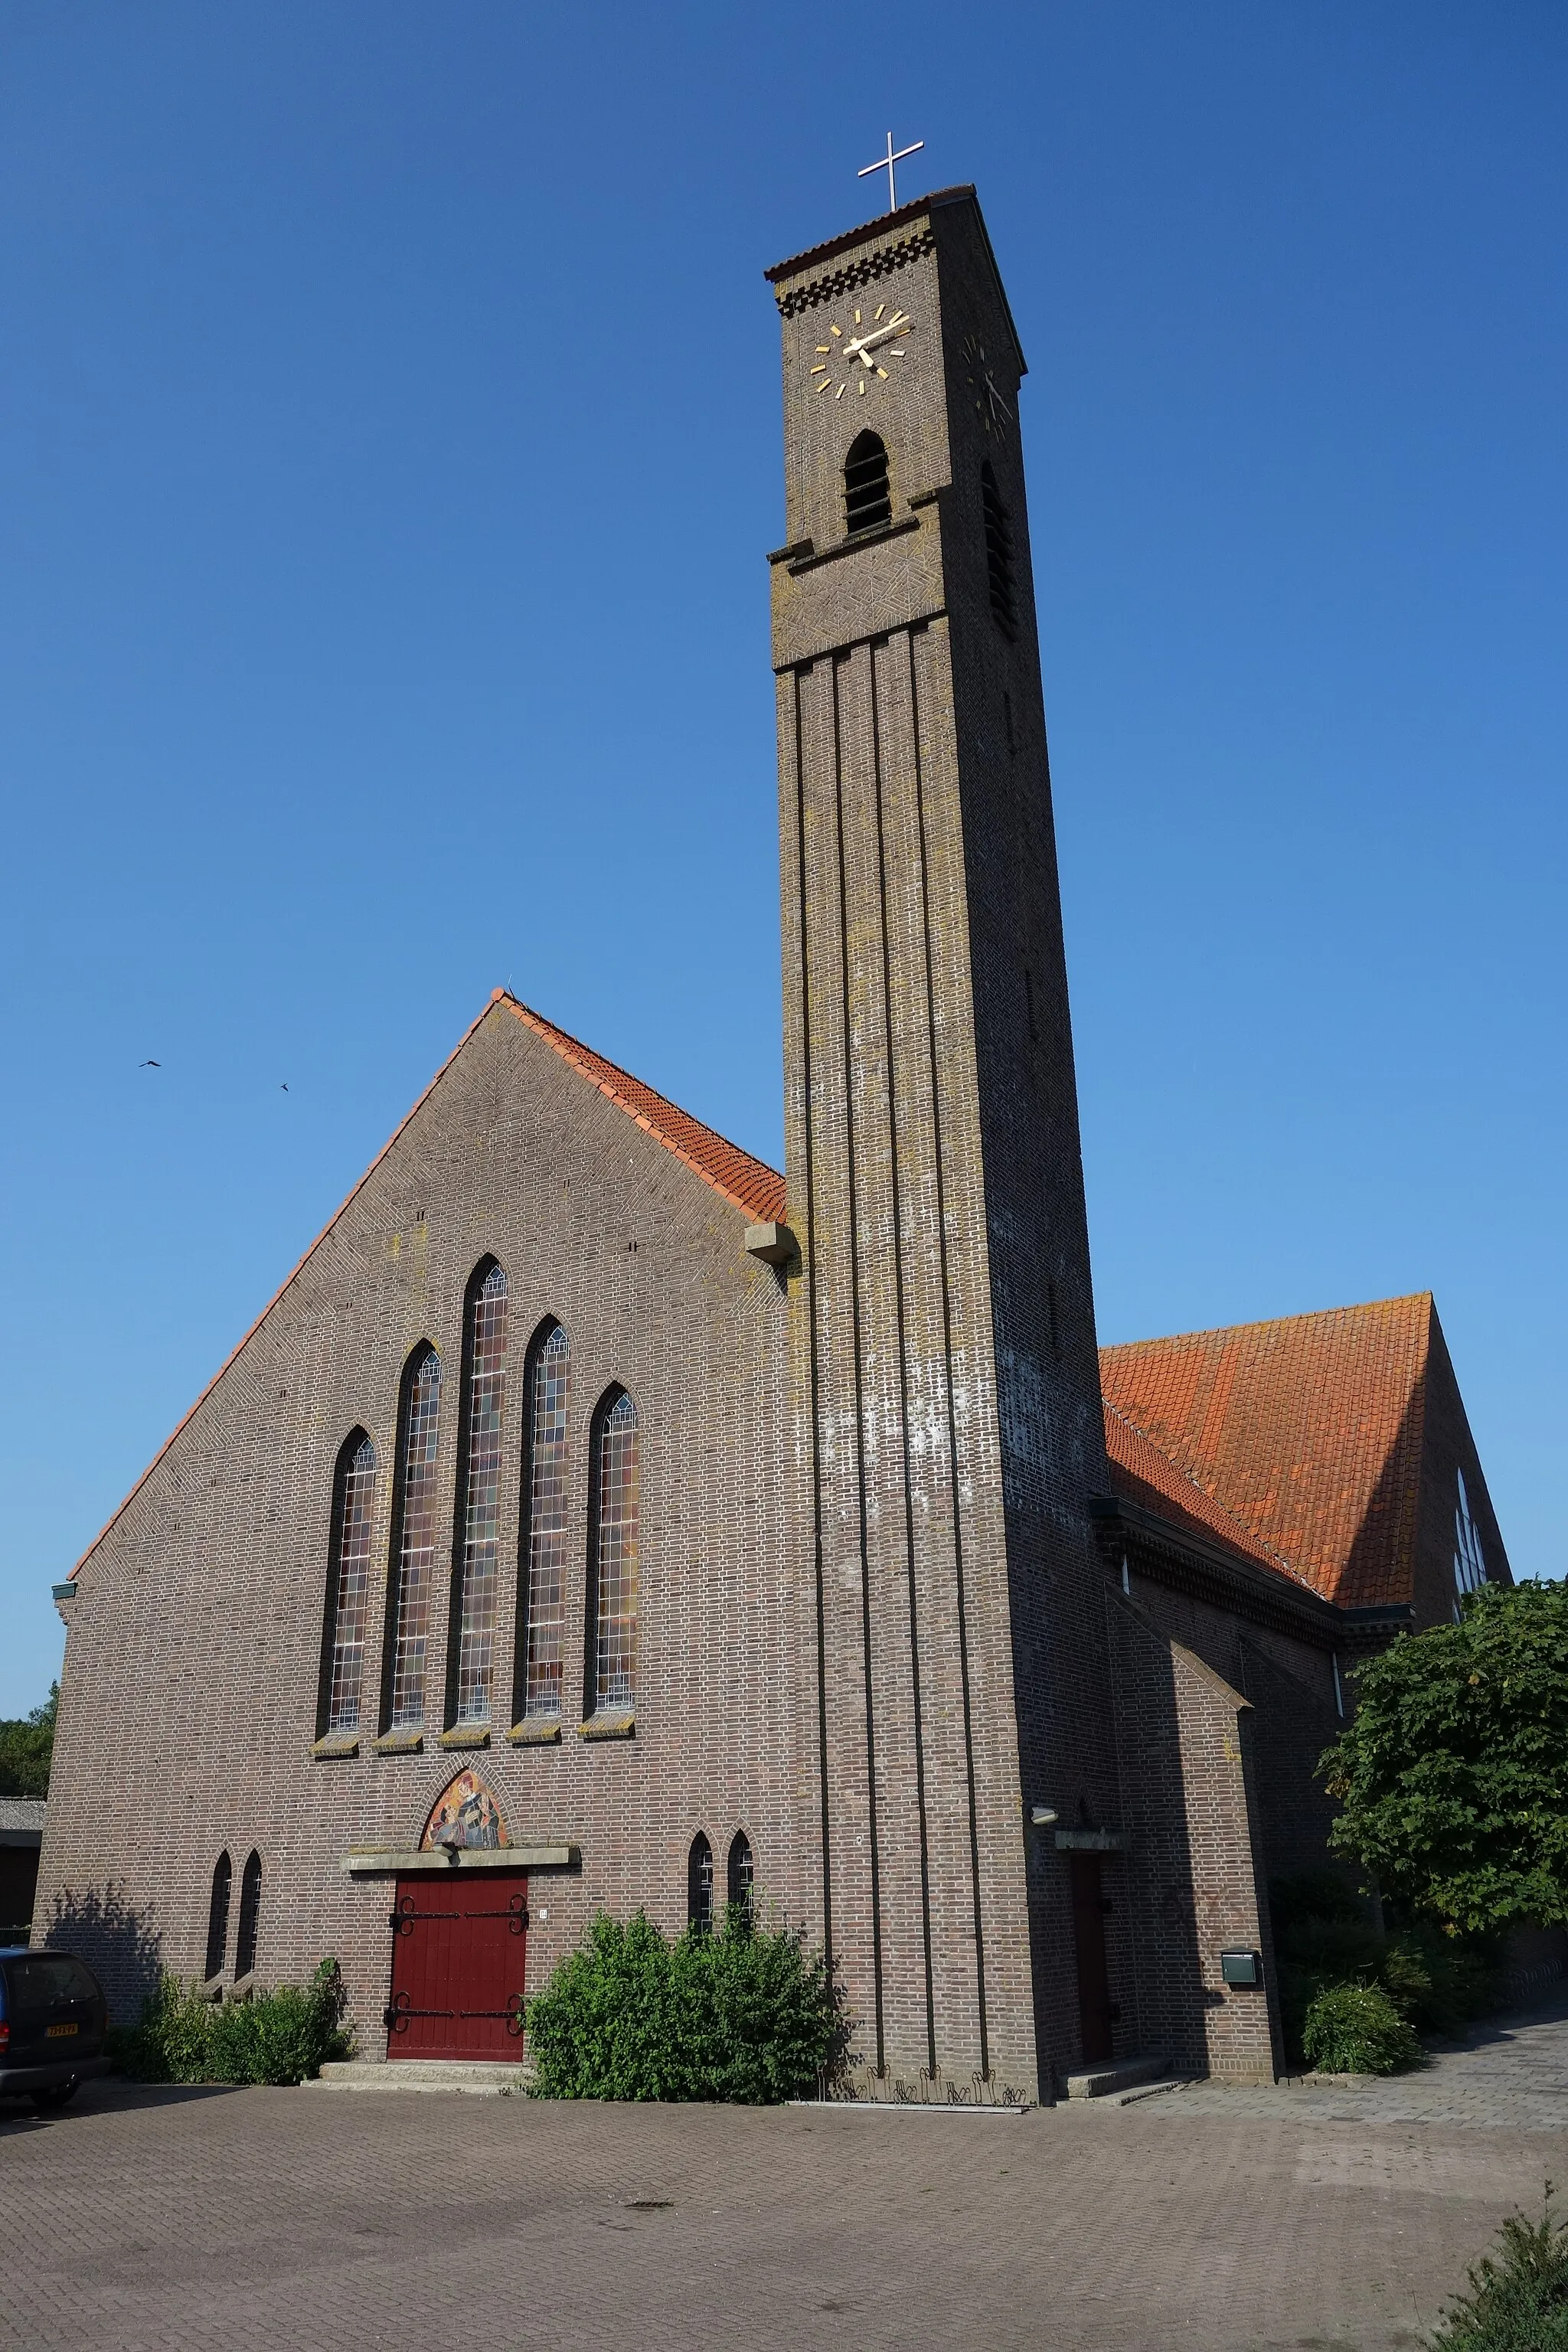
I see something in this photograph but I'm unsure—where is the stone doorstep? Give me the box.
[309,2060,531,2096]
[1063,2053,1172,2101]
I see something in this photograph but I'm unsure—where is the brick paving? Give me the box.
[4,2000,1567,2352]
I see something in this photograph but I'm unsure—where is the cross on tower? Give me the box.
[858,132,924,214]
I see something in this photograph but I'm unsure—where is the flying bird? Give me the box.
[280,1083,289,1093]
[139,1060,161,1068]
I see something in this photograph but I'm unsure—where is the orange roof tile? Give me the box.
[497,994,785,1224]
[1101,1401,1312,1587]
[1099,1295,1433,1609]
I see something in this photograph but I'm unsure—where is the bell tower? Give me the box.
[766,187,1119,2100]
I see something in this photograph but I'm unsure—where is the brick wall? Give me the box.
[1106,1593,1279,2082]
[1117,1563,1342,1883]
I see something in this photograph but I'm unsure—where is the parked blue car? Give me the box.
[0,1948,109,2112]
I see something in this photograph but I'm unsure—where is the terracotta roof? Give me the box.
[497,995,785,1224]
[1099,1295,1433,1609]
[1101,1402,1309,1586]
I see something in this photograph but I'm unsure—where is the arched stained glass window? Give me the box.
[234,1851,262,1979]
[323,1432,377,1736]
[727,1831,754,1925]
[452,1263,508,1726]
[204,1851,232,1982]
[387,1348,443,1730]
[844,429,891,534]
[586,1389,639,1717]
[520,1323,571,1719]
[688,1832,714,1936]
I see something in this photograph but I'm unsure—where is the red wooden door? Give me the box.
[1069,1854,1115,2063]
[385,1872,528,2060]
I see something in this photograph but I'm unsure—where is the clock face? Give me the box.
[962,332,1014,441]
[807,301,915,400]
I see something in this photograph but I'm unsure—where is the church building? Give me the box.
[37,187,1511,2100]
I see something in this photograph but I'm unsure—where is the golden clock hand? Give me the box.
[844,315,909,361]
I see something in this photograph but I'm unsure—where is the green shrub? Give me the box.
[525,1906,840,2102]
[1268,1872,1496,2065]
[115,1961,350,2086]
[1429,2189,1568,2349]
[1302,1980,1423,2076]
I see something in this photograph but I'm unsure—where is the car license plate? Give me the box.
[45,2022,78,2038]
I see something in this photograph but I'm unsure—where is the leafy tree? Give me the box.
[1322,1583,1568,1936]
[0,1683,57,1798]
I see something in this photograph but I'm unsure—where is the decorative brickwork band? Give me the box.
[772,229,936,318]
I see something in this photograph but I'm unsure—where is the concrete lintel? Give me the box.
[339,1845,577,1876]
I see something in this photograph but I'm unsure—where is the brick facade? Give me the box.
[40,1002,805,2040]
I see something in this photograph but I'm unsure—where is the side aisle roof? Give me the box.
[1101,1295,1439,1608]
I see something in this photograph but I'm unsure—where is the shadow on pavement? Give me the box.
[0,2078,243,2131]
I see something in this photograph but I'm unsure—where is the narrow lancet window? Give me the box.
[981,461,1018,635]
[520,1323,571,1718]
[688,1833,714,1935]
[322,1432,377,1736]
[204,1852,232,1981]
[452,1263,508,1726]
[727,1831,755,1924]
[387,1347,443,1730]
[234,1851,262,1979]
[586,1389,639,1717]
[844,430,892,533]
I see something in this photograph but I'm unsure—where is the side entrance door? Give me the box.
[385,1871,528,2060]
[1069,1854,1115,2064]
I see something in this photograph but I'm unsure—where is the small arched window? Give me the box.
[204,1851,232,1982]
[688,1833,714,1936]
[844,430,892,534]
[322,1432,377,1736]
[451,1262,509,1727]
[727,1831,755,1925]
[234,1851,262,1979]
[386,1347,443,1731]
[586,1389,639,1717]
[981,461,1017,635]
[519,1322,571,1719]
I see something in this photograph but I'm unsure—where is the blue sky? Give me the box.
[2,2,1563,1714]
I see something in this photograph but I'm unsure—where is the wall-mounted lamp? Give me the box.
[1029,1805,1058,1826]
